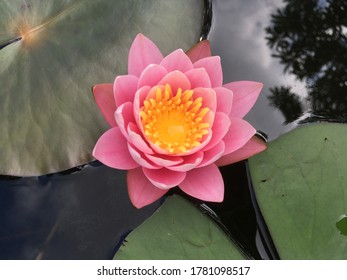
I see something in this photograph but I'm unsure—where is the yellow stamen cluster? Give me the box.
[140,84,210,154]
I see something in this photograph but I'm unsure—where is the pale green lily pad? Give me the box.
[0,0,204,175]
[249,123,347,259]
[114,195,245,260]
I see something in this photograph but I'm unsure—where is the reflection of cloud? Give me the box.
[208,0,307,140]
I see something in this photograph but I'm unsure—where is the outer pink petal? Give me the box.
[203,112,231,151]
[193,56,223,87]
[198,141,225,167]
[114,102,135,140]
[93,84,117,127]
[185,68,212,88]
[114,75,139,108]
[186,40,212,63]
[215,87,233,116]
[179,164,224,202]
[143,168,186,190]
[93,127,139,170]
[223,117,256,155]
[160,49,193,72]
[158,71,191,93]
[127,168,168,208]
[128,33,164,77]
[145,154,183,167]
[128,144,160,169]
[167,152,203,172]
[216,136,267,166]
[138,64,168,88]
[224,81,263,118]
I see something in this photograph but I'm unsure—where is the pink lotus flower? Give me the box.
[92,34,266,208]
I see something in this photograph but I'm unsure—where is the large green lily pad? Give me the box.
[115,195,245,260]
[0,0,204,175]
[249,123,347,259]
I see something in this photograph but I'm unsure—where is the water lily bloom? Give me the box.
[93,34,266,208]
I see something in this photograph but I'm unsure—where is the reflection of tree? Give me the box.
[265,0,347,123]
[268,86,303,124]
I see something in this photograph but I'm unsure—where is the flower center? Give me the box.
[140,84,210,154]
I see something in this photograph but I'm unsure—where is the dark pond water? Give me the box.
[1,0,346,259]
[0,162,161,259]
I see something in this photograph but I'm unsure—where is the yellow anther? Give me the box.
[178,146,187,153]
[198,123,210,129]
[198,108,209,118]
[191,98,203,112]
[156,87,162,101]
[144,100,151,109]
[192,141,201,147]
[139,84,211,154]
[139,111,147,119]
[182,90,193,102]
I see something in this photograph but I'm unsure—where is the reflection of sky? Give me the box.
[317,0,328,8]
[208,0,308,140]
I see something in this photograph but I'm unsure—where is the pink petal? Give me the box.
[114,75,139,108]
[127,122,153,154]
[145,154,184,167]
[223,117,256,155]
[198,141,225,167]
[216,136,267,166]
[223,81,263,118]
[128,33,164,77]
[128,144,160,169]
[167,152,203,172]
[138,64,168,88]
[127,168,168,208]
[158,71,191,93]
[160,49,193,72]
[179,164,224,202]
[142,168,186,190]
[193,56,223,87]
[215,87,233,115]
[93,84,117,127]
[93,127,139,170]
[114,102,135,140]
[185,68,211,89]
[203,112,231,151]
[193,87,216,112]
[186,40,212,63]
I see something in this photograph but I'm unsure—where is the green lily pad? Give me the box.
[0,0,205,175]
[249,123,347,259]
[114,195,245,260]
